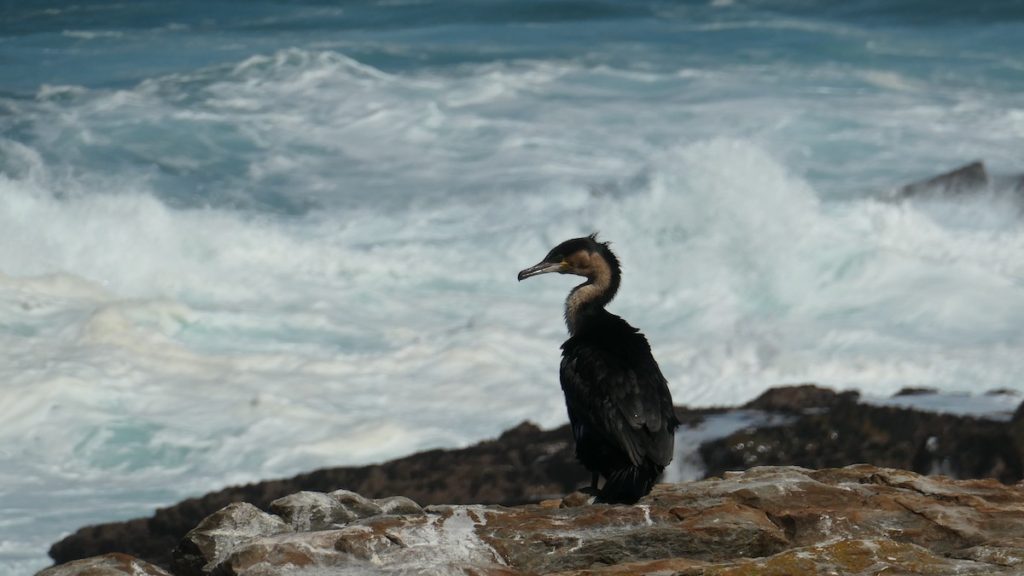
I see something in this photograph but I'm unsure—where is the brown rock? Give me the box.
[171,465,1024,576]
[219,529,359,576]
[35,553,172,576]
[373,495,423,516]
[548,556,709,575]
[743,383,858,412]
[171,502,292,576]
[558,490,594,508]
[269,491,347,531]
[703,538,1007,575]
[951,544,1024,567]
[329,488,384,518]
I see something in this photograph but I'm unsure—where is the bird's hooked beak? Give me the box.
[518,260,565,281]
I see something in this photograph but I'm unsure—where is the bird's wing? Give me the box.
[560,332,676,468]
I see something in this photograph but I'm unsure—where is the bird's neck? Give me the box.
[565,256,620,335]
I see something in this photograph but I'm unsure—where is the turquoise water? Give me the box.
[2,1,1023,572]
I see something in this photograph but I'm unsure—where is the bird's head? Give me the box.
[517,234,620,282]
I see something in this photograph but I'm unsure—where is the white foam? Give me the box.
[61,30,124,40]
[666,411,796,483]
[863,391,1019,421]
[2,137,1022,470]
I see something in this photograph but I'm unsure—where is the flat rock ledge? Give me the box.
[40,465,1024,576]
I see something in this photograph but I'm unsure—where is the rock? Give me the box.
[35,553,172,576]
[264,489,391,532]
[219,529,379,576]
[699,539,1004,575]
[548,557,709,575]
[558,490,594,508]
[894,386,940,396]
[702,390,1024,484]
[743,383,858,412]
[373,495,424,516]
[952,544,1024,567]
[269,491,349,531]
[46,517,177,573]
[140,466,1024,575]
[50,418,593,569]
[897,160,989,198]
[171,502,292,576]
[173,491,422,575]
[329,488,383,519]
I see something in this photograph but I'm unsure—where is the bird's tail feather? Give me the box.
[596,464,662,504]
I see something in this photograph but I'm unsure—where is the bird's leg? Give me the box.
[578,472,601,498]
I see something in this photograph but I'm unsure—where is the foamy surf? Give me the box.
[3,138,1024,574]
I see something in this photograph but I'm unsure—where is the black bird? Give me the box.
[518,234,679,504]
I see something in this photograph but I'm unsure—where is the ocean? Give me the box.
[2,0,1023,572]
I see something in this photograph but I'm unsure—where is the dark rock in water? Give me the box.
[46,518,176,575]
[743,383,858,412]
[36,553,172,576]
[1009,402,1024,456]
[894,386,940,396]
[47,385,1024,573]
[52,466,1024,575]
[701,391,1024,485]
[897,160,989,198]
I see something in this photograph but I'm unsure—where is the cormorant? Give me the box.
[518,234,679,504]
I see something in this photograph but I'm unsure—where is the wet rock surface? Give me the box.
[48,466,1024,575]
[171,503,292,576]
[47,385,1024,572]
[36,552,173,576]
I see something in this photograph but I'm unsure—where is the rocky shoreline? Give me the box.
[42,465,1024,575]
[42,384,1024,574]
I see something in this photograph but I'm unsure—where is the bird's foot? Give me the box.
[560,490,596,507]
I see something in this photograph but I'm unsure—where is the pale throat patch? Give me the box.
[564,252,613,334]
